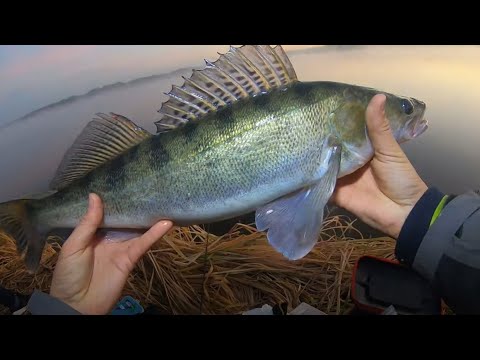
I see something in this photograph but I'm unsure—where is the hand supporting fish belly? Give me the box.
[0,45,428,272]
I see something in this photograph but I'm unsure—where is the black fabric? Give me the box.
[272,303,288,315]
[353,257,441,314]
[396,188,445,265]
[435,254,480,314]
[0,287,29,312]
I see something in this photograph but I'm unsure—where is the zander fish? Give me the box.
[0,45,428,271]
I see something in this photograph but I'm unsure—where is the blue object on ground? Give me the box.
[110,295,144,315]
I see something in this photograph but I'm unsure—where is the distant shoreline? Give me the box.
[1,67,193,129]
[1,45,366,129]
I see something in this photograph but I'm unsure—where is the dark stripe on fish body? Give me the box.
[252,92,271,109]
[148,137,171,170]
[102,155,127,192]
[216,106,234,128]
[182,121,198,141]
[127,142,141,162]
[75,168,97,192]
[292,82,317,104]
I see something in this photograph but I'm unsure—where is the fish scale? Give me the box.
[32,87,302,222]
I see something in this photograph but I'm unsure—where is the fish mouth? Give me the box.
[408,99,428,139]
[399,115,428,143]
[412,118,428,138]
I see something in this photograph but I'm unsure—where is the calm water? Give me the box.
[1,45,479,203]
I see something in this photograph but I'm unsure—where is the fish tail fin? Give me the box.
[0,199,45,273]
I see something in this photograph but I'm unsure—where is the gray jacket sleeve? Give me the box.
[26,290,82,315]
[396,188,480,314]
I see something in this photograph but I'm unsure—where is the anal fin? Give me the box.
[255,141,342,260]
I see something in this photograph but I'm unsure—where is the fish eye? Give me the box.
[401,99,414,115]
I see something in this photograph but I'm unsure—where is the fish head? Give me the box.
[384,94,428,143]
[324,83,428,176]
[337,83,428,144]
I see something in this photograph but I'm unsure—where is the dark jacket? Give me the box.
[396,188,480,314]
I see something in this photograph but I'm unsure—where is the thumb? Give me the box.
[65,193,104,250]
[366,94,403,157]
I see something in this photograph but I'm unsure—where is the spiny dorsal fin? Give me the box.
[154,45,298,134]
[50,113,152,190]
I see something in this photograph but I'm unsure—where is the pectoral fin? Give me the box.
[255,142,341,260]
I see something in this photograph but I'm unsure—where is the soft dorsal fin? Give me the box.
[154,45,298,133]
[50,113,152,190]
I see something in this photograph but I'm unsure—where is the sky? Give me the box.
[0,45,318,126]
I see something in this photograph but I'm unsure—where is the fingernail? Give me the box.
[160,220,172,227]
[380,95,386,113]
[88,194,94,211]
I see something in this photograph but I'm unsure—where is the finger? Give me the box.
[366,94,403,156]
[66,193,104,250]
[127,220,173,263]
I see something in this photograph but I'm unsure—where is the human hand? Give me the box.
[331,94,428,239]
[49,193,173,315]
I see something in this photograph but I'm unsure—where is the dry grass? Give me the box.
[0,215,396,315]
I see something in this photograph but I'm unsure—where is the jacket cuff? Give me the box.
[395,187,449,265]
[26,290,82,315]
